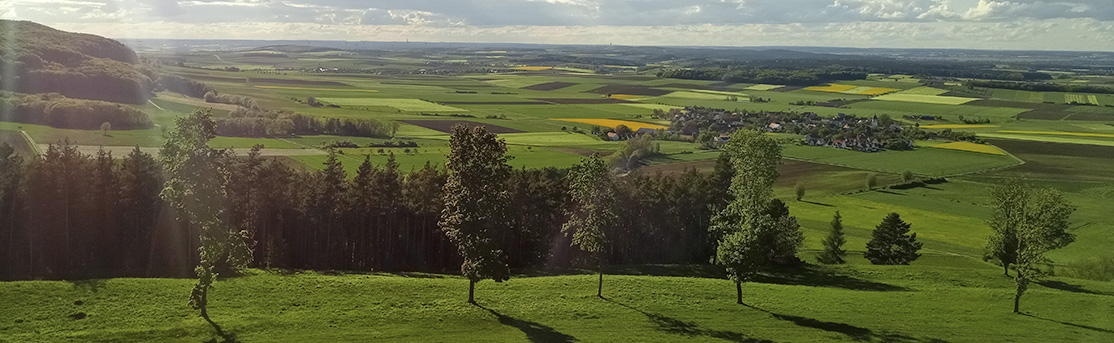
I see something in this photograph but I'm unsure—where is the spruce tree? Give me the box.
[817,211,847,264]
[864,213,922,265]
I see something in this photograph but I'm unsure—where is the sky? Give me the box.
[3,0,1113,51]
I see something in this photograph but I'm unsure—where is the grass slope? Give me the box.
[3,265,1113,342]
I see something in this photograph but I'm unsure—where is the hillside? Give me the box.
[2,264,1112,342]
[0,20,151,104]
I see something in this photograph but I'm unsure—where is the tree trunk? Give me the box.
[1004,263,1010,277]
[1013,292,1021,313]
[736,281,743,304]
[468,279,476,304]
[597,262,604,298]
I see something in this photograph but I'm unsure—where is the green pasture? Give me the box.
[782,145,1020,177]
[4,263,1114,342]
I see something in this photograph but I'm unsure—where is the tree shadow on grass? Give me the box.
[1037,280,1112,296]
[752,265,908,292]
[750,305,949,343]
[477,305,577,343]
[606,299,774,343]
[1021,313,1114,334]
[801,200,835,207]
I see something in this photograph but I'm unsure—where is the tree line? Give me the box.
[0,111,729,281]
[0,91,153,130]
[0,110,1077,335]
[964,80,1114,95]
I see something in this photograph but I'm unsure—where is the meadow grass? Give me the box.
[3,263,1113,342]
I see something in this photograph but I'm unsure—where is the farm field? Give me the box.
[870,93,978,105]
[931,141,1007,155]
[318,98,467,112]
[782,145,1020,177]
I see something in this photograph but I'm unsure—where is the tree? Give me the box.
[817,211,847,264]
[440,124,513,304]
[762,199,803,265]
[100,121,111,135]
[159,108,252,338]
[864,213,922,265]
[614,124,633,139]
[794,183,805,201]
[985,178,1030,276]
[563,154,618,298]
[710,129,781,304]
[901,170,913,183]
[866,173,878,190]
[1013,188,1075,313]
[117,147,162,272]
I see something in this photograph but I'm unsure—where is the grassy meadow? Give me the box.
[4,46,1114,341]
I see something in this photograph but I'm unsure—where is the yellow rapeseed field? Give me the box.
[920,125,999,129]
[551,119,669,131]
[609,94,646,100]
[803,84,858,93]
[513,66,554,71]
[932,142,1007,155]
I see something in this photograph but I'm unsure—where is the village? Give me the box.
[661,107,919,152]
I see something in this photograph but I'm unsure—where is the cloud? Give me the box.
[5,0,1114,51]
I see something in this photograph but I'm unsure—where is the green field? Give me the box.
[317,98,468,112]
[782,145,1021,176]
[871,93,978,105]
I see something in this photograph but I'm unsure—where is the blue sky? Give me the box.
[4,0,1113,51]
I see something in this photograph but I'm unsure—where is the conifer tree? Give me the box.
[817,211,846,264]
[864,213,922,265]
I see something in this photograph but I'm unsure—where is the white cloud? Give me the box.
[3,0,1112,51]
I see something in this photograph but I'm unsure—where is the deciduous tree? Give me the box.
[159,108,252,338]
[710,129,781,304]
[563,154,618,298]
[1013,188,1075,313]
[440,124,513,304]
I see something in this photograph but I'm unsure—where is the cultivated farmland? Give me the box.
[318,98,468,112]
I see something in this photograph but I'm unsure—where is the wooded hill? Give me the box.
[0,20,152,104]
